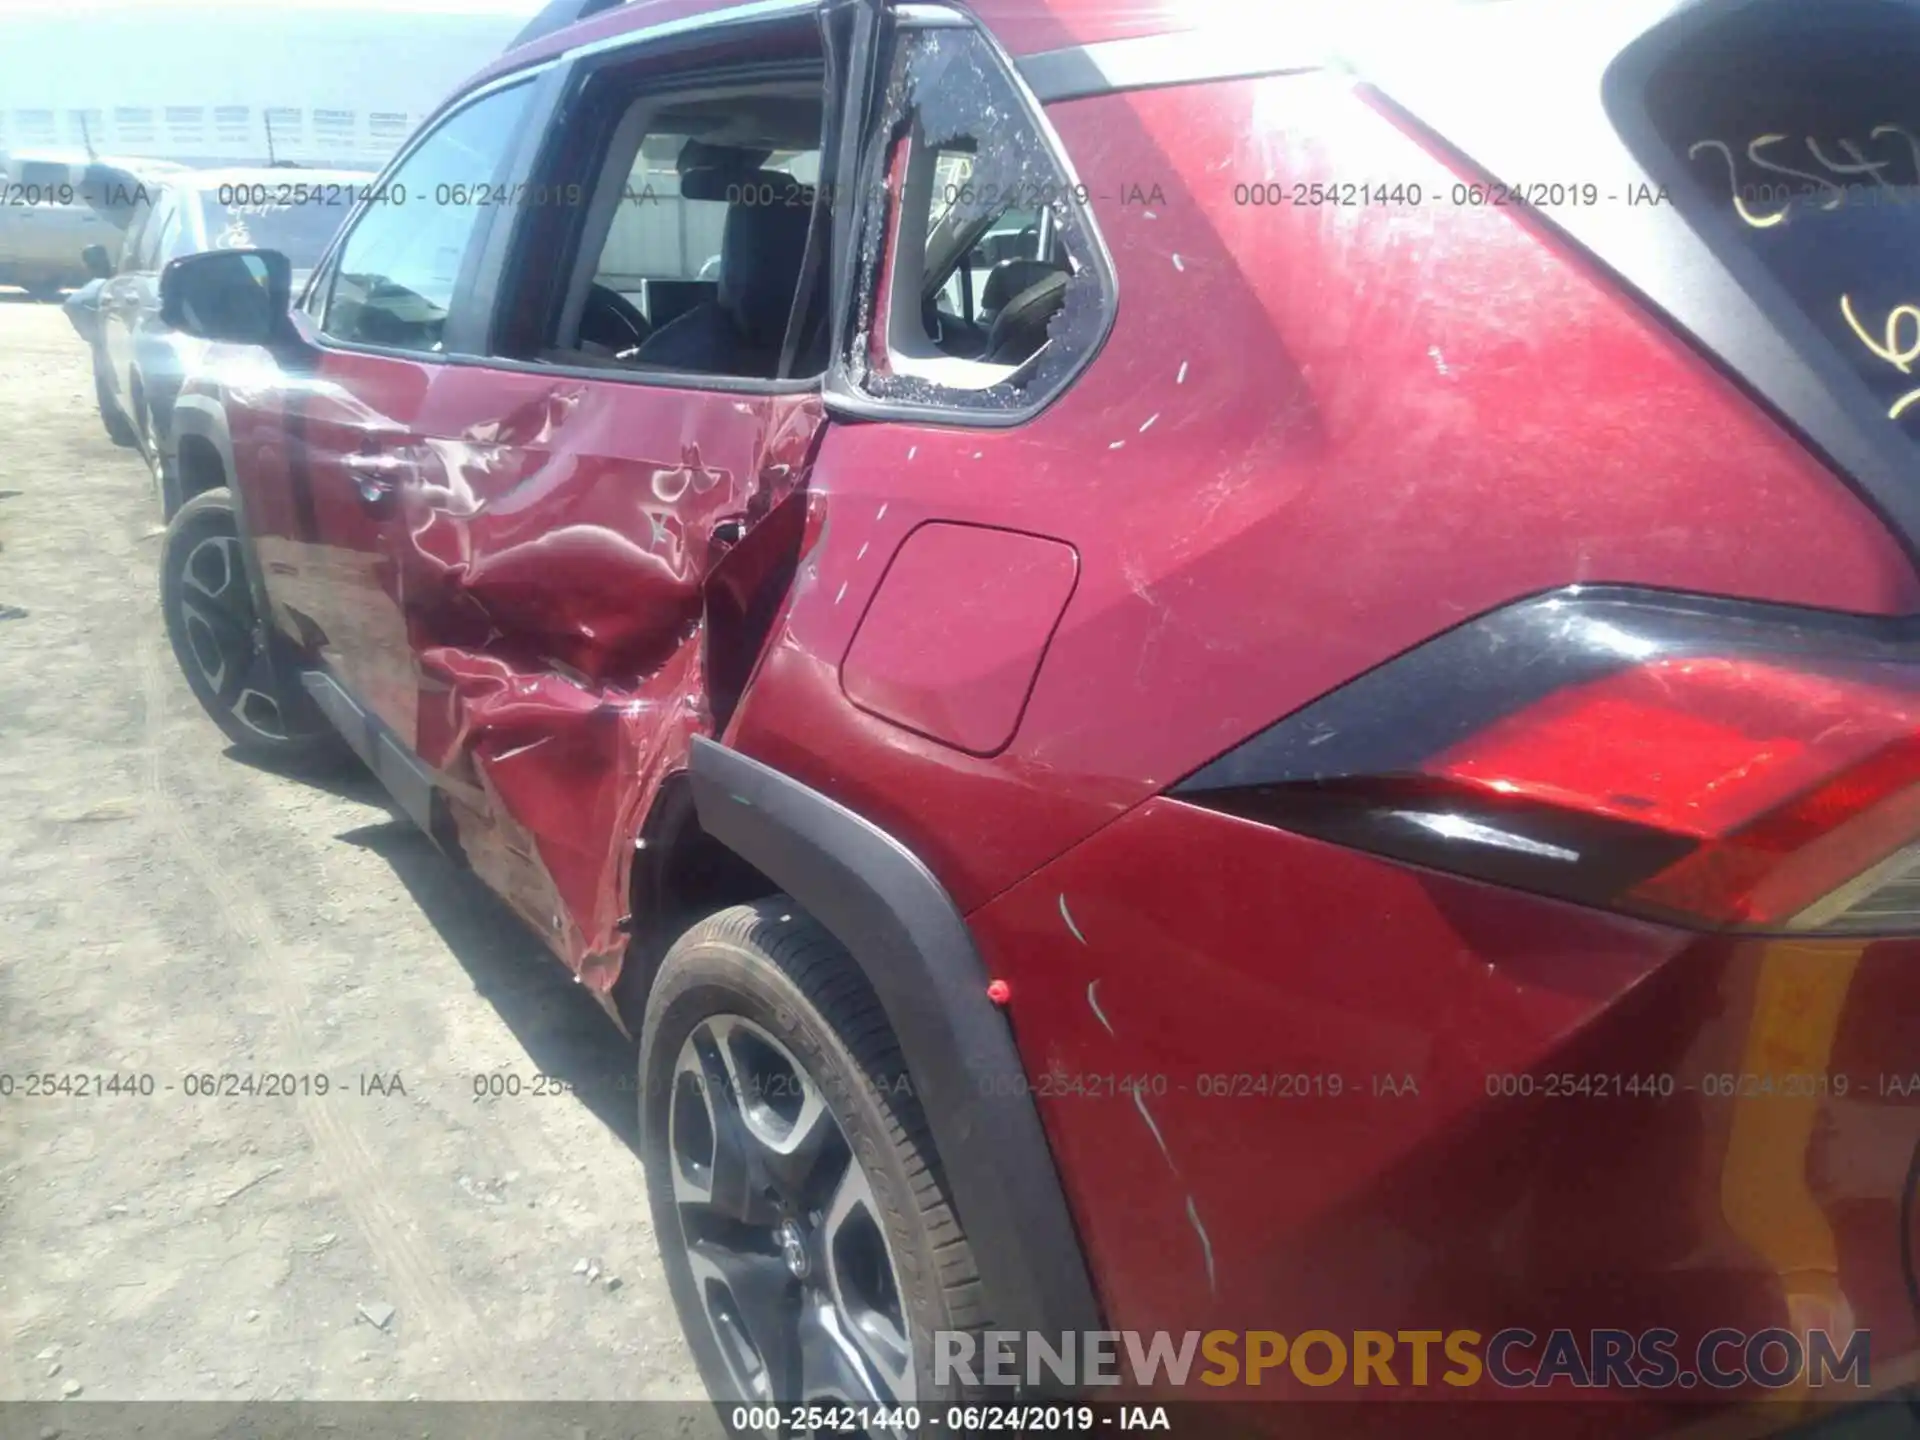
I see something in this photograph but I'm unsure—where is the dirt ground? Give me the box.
[0,292,704,1404]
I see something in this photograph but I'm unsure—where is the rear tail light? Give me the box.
[1173,587,1920,934]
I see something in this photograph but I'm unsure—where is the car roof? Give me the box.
[476,0,1225,91]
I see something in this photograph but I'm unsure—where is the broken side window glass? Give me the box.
[845,24,1112,414]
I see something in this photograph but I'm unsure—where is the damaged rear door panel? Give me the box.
[341,0,876,988]
[389,370,824,972]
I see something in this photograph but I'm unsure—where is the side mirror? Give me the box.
[81,244,113,280]
[160,248,291,344]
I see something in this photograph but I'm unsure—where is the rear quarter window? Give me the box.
[843,20,1114,419]
[1644,0,1920,437]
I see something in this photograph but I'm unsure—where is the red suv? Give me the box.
[154,0,1919,1428]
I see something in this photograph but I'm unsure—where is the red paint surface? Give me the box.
[841,522,1079,756]
[395,371,822,967]
[969,798,1920,1420]
[471,0,1213,97]
[189,28,1920,1426]
[728,75,1920,914]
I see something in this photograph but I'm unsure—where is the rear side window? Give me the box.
[1646,0,1920,440]
[844,19,1112,417]
[17,161,67,194]
[204,192,359,266]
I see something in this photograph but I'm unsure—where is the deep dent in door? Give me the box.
[385,375,823,992]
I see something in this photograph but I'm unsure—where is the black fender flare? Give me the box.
[162,392,235,524]
[687,735,1103,1344]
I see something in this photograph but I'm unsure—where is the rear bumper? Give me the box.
[1784,1394,1920,1439]
[967,797,1920,1425]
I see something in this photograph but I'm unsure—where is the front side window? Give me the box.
[321,80,533,353]
[845,22,1112,413]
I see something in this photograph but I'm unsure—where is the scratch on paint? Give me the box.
[1058,893,1087,945]
[835,582,848,605]
[1139,413,1159,433]
[1171,253,1185,272]
[1176,361,1189,384]
[1087,979,1114,1036]
[1133,1087,1176,1172]
[1186,1196,1217,1295]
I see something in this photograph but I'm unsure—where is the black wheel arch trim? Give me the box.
[686,734,1104,1347]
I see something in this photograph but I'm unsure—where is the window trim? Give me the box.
[824,4,1119,431]
[300,66,556,363]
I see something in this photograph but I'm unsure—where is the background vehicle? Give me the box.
[83,168,373,505]
[0,148,186,297]
[149,0,1920,1430]
[62,275,106,345]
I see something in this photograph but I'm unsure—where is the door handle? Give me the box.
[342,451,404,506]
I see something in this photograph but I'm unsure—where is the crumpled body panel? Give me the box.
[253,341,823,988]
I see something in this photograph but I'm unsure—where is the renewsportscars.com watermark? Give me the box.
[935,1328,1873,1392]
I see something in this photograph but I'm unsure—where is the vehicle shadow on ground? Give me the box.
[225,746,391,806]
[334,815,644,1155]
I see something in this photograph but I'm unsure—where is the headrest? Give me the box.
[717,199,815,346]
[678,140,770,171]
[679,167,814,205]
[980,257,1064,314]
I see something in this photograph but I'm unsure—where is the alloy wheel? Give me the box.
[669,1013,916,1414]
[174,533,292,744]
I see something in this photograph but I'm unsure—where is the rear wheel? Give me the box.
[158,488,341,765]
[640,901,986,1425]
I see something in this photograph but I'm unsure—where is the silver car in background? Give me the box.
[79,167,374,507]
[0,148,189,298]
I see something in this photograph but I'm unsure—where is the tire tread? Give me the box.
[651,898,991,1383]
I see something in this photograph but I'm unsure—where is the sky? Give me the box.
[0,1,544,143]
